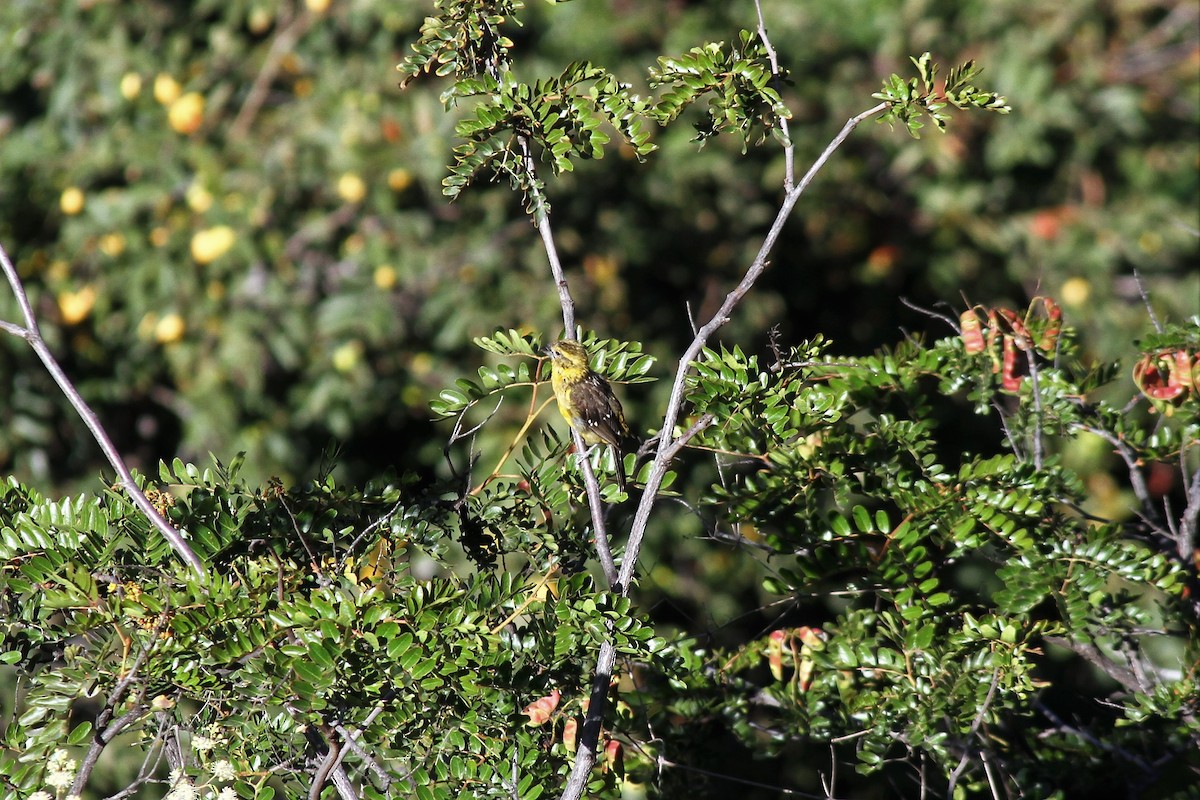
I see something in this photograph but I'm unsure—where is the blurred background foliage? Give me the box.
[0,0,1197,796]
[0,0,1195,494]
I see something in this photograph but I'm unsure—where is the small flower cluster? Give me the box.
[164,725,239,800]
[28,748,80,800]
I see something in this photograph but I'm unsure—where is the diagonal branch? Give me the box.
[619,101,887,595]
[229,6,314,139]
[558,102,888,800]
[0,242,206,579]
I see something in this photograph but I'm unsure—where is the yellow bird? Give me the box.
[543,340,632,490]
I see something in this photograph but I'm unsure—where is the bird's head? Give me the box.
[543,340,590,368]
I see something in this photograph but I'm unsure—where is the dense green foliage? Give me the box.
[1,0,1195,487]
[1,1,1198,799]
[3,321,1198,798]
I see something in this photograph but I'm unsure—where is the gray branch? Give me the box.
[0,242,207,579]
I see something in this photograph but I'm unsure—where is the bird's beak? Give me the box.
[541,343,554,357]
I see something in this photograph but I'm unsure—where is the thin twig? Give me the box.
[575,438,618,587]
[71,615,168,794]
[521,136,575,337]
[0,243,206,578]
[101,717,170,800]
[1131,269,1164,334]
[1034,699,1155,773]
[659,755,852,799]
[1073,424,1160,526]
[332,708,396,791]
[491,558,560,634]
[1043,635,1146,693]
[946,668,1000,797]
[1026,350,1045,469]
[899,296,961,334]
[230,7,313,138]
[753,0,794,190]
[979,749,1003,800]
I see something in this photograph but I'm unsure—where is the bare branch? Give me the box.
[1073,424,1160,527]
[1131,268,1164,334]
[620,102,888,597]
[946,669,1001,797]
[71,615,169,794]
[752,0,794,190]
[575,436,618,588]
[1179,442,1200,560]
[521,135,575,338]
[1027,350,1046,469]
[0,242,207,579]
[301,715,358,800]
[101,718,170,800]
[558,639,617,800]
[559,102,888,800]
[1034,699,1155,774]
[516,135,614,585]
[1044,635,1148,693]
[230,6,314,138]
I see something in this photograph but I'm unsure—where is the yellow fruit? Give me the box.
[190,226,236,264]
[248,7,272,33]
[332,340,363,372]
[60,187,85,215]
[153,73,181,105]
[98,233,126,257]
[137,312,158,340]
[373,265,397,290]
[46,260,70,282]
[1060,277,1091,307]
[168,92,205,134]
[155,313,186,344]
[409,352,433,377]
[306,0,331,13]
[337,172,367,203]
[186,182,213,213]
[387,168,413,192]
[120,72,142,100]
[58,286,97,325]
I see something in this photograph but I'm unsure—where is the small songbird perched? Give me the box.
[543,339,632,490]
